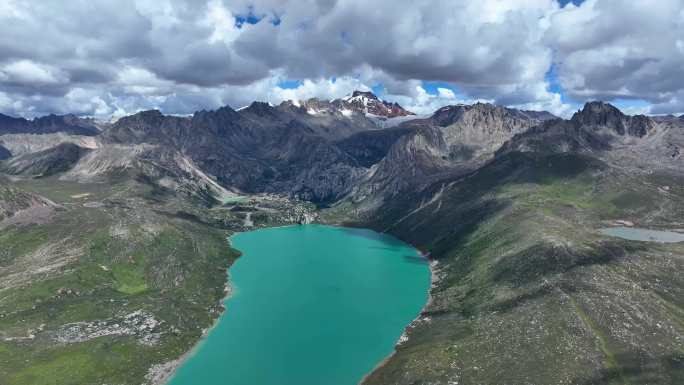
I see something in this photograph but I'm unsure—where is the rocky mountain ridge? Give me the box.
[0,113,100,136]
[2,94,684,385]
[497,101,683,173]
[347,102,559,208]
[4,95,681,208]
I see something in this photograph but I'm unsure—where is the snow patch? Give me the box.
[367,113,427,128]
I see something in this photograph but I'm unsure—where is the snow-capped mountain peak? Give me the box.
[340,91,413,118]
[277,91,414,122]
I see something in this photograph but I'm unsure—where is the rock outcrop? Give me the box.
[570,101,655,137]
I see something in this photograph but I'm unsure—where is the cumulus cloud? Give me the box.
[547,0,684,114]
[0,60,68,87]
[0,0,681,118]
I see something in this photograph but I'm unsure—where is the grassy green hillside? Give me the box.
[0,165,319,385]
[356,152,684,384]
[0,176,241,385]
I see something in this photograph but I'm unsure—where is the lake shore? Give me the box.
[147,235,239,385]
[358,251,441,385]
[147,225,301,385]
[149,224,434,385]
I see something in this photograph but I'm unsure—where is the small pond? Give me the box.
[599,227,684,243]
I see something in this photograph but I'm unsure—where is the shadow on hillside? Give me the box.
[491,240,645,287]
[573,351,684,385]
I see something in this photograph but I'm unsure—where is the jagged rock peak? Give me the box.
[572,101,625,126]
[242,101,276,116]
[349,90,379,100]
[192,104,239,122]
[572,101,654,137]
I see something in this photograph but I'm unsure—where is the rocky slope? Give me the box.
[0,154,317,385]
[100,108,361,203]
[1,143,90,178]
[99,95,413,203]
[1,95,683,385]
[0,182,58,223]
[348,102,556,208]
[499,101,683,171]
[352,102,684,385]
[0,133,98,157]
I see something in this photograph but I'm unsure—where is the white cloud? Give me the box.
[0,91,12,109]
[379,85,480,115]
[269,78,370,104]
[117,66,175,95]
[547,0,684,110]
[1,60,68,86]
[0,0,683,117]
[0,0,30,21]
[437,88,456,99]
[204,0,242,45]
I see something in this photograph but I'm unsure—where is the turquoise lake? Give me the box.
[167,224,431,385]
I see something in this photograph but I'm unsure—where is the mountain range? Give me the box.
[1,91,683,385]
